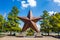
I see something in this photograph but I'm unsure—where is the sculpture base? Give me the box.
[34,32,43,38]
[16,32,43,38]
[16,32,26,37]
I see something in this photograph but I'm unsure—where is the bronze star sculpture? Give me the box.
[18,10,42,32]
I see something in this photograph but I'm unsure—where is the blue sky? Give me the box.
[0,0,60,29]
[0,0,60,17]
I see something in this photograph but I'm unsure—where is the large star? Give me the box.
[18,10,42,32]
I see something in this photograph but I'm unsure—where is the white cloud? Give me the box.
[53,0,60,3]
[21,1,29,8]
[12,0,37,8]
[53,0,60,6]
[27,0,36,7]
[21,0,37,8]
[48,11,57,16]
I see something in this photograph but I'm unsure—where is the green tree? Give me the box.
[50,13,60,36]
[0,14,5,32]
[26,28,34,36]
[7,6,21,35]
[40,10,52,36]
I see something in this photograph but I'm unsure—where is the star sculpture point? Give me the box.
[18,10,42,32]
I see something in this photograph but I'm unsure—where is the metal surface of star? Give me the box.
[18,10,42,32]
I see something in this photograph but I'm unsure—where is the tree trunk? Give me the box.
[58,32,59,36]
[47,29,50,36]
[48,32,49,36]
[45,32,46,35]
[10,31,12,35]
[47,27,50,36]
